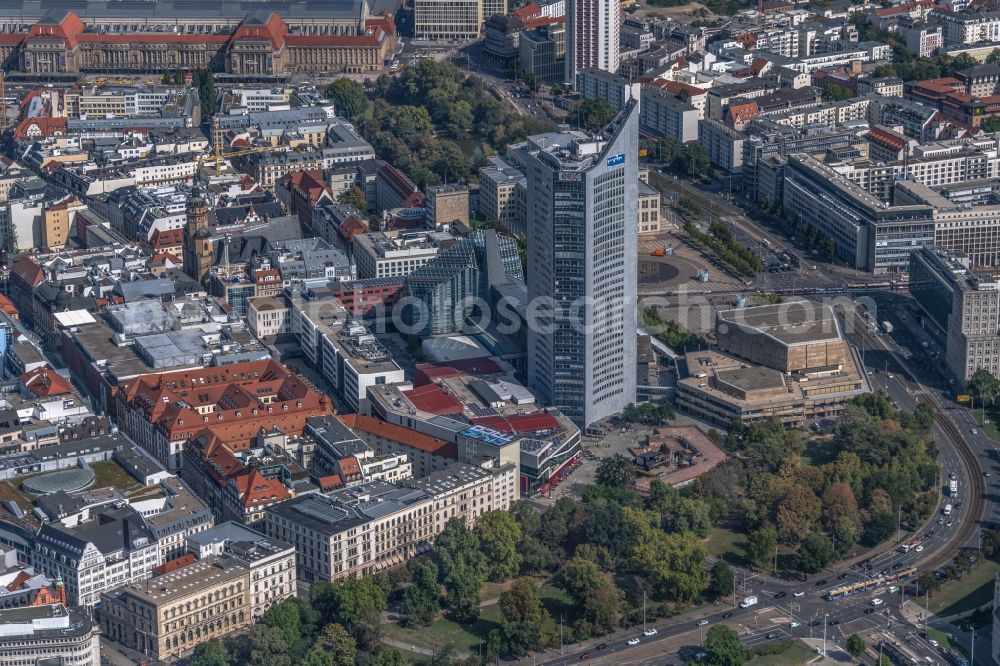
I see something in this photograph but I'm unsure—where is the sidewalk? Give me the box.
[899,600,998,666]
[511,601,727,665]
[800,638,853,664]
[381,636,471,661]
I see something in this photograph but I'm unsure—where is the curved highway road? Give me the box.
[535,295,988,666]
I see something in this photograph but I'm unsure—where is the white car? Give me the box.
[793,591,805,597]
[643,628,658,637]
[627,638,641,646]
[971,428,978,435]
[698,620,709,626]
[915,545,924,552]
[871,598,883,606]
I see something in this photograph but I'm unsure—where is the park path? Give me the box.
[381,636,471,661]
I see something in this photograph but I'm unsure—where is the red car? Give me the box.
[579,653,592,660]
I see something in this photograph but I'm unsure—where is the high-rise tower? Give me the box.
[565,0,620,86]
[522,100,638,427]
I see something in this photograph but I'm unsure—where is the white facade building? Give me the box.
[566,0,620,85]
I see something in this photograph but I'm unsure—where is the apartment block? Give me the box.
[640,85,700,142]
[265,460,514,582]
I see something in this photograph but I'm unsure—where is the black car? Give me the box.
[829,619,839,626]
[838,573,850,580]
[808,620,820,627]
[864,608,875,615]
[774,592,787,599]
[893,562,903,570]
[721,612,733,619]
[814,579,828,587]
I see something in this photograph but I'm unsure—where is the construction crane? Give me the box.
[193,143,280,176]
[197,114,298,175]
[0,71,7,129]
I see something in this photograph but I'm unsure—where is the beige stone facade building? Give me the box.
[2,10,396,77]
[101,556,252,661]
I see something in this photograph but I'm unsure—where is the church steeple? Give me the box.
[183,187,213,284]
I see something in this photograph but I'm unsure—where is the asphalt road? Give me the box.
[536,291,987,666]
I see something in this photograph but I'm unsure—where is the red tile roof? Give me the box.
[13,117,67,140]
[235,469,290,508]
[118,359,332,445]
[26,11,85,48]
[0,294,18,318]
[404,383,464,415]
[21,366,74,398]
[867,127,907,152]
[231,12,288,50]
[471,413,561,435]
[5,572,30,591]
[149,227,184,250]
[650,79,706,97]
[726,101,758,124]
[317,474,344,491]
[153,553,197,575]
[336,215,369,243]
[338,413,458,457]
[338,456,362,477]
[10,257,44,289]
[512,2,542,20]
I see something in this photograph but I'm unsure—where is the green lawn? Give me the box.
[924,628,952,651]
[748,639,817,665]
[539,583,572,620]
[972,409,1000,441]
[929,560,1000,616]
[801,438,836,466]
[479,580,513,603]
[381,604,502,656]
[704,526,747,565]
[90,461,143,495]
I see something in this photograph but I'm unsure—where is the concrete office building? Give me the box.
[426,184,470,227]
[520,24,567,85]
[477,156,526,234]
[910,247,1000,385]
[0,604,100,666]
[781,154,934,274]
[565,0,620,85]
[523,101,638,427]
[413,0,483,40]
[265,461,514,582]
[676,302,868,427]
